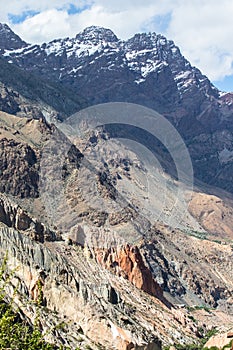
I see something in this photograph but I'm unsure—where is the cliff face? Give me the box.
[95,245,164,300]
[0,138,39,198]
[0,111,53,200]
[141,225,233,309]
[0,224,195,350]
[0,81,45,118]
[0,194,57,242]
[0,23,27,51]
[1,217,233,349]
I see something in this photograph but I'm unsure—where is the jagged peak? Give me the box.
[76,25,119,44]
[0,23,12,32]
[0,23,27,50]
[125,31,175,51]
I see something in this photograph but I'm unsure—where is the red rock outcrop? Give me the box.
[95,244,164,301]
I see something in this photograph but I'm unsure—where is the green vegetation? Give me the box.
[0,258,54,349]
[163,328,219,350]
[187,314,197,323]
[184,229,207,240]
[187,305,212,313]
[0,256,82,350]
[213,240,222,244]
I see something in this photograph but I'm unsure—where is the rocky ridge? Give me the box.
[0,23,27,51]
[1,25,218,117]
[0,193,57,242]
[1,25,233,192]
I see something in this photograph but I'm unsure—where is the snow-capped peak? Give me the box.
[41,26,120,59]
[0,25,217,100]
[76,26,119,44]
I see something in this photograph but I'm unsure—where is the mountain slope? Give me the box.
[0,109,233,349]
[0,57,87,119]
[1,25,233,192]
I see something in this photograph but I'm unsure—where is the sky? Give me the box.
[0,0,233,91]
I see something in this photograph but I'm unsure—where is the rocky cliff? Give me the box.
[0,193,57,242]
[0,223,201,349]
[95,245,164,300]
[0,23,27,51]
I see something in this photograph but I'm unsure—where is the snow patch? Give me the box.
[159,38,166,46]
[125,48,157,61]
[141,61,165,77]
[135,78,146,84]
[45,41,63,55]
[175,71,192,81]
[219,91,228,97]
[171,47,178,54]
[67,66,83,75]
[3,46,28,56]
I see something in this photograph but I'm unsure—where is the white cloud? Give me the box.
[0,0,90,20]
[68,3,163,40]
[9,1,172,43]
[12,9,72,43]
[1,0,233,83]
[166,0,233,81]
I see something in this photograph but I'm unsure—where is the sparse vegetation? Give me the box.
[187,305,212,313]
[163,328,218,350]
[184,229,207,240]
[0,256,54,349]
[0,256,82,350]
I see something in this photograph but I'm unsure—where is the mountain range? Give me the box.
[0,22,233,350]
[1,23,233,192]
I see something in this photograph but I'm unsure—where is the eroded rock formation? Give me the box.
[95,245,164,300]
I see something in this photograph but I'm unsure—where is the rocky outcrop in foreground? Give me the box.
[0,226,164,349]
[0,194,57,242]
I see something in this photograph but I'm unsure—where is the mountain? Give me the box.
[1,24,233,350]
[1,25,233,193]
[1,25,219,113]
[0,23,27,51]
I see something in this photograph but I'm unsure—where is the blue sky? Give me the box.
[214,76,233,92]
[8,4,84,23]
[8,11,40,24]
[1,0,233,92]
